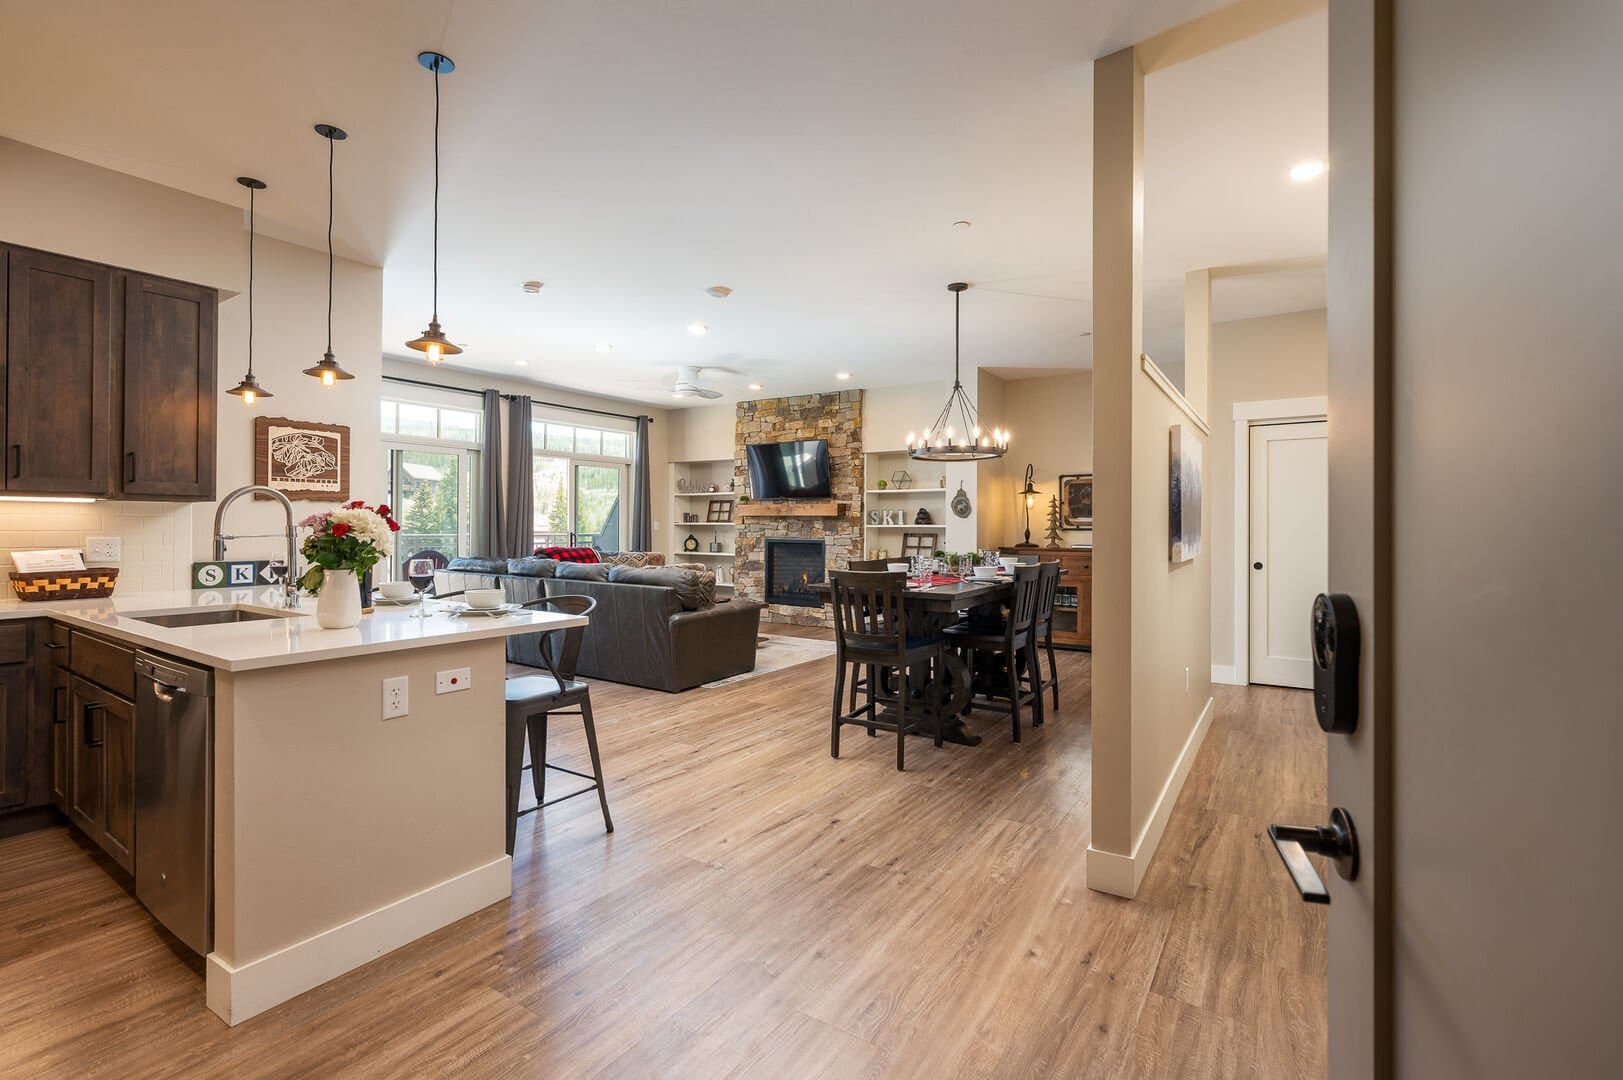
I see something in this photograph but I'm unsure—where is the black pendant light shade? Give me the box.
[405,51,462,364]
[226,176,274,404]
[907,283,1008,461]
[304,124,355,386]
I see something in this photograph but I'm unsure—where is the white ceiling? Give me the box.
[0,1,1325,405]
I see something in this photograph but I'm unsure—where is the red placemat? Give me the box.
[909,573,963,587]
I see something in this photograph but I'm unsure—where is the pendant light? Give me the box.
[303,124,354,387]
[906,282,1009,461]
[404,51,462,364]
[226,176,273,405]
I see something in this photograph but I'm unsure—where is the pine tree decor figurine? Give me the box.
[1044,494,1065,549]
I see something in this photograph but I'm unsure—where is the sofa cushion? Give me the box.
[446,556,508,574]
[607,565,707,610]
[601,551,666,569]
[555,561,611,582]
[506,557,559,578]
[668,563,719,607]
[535,545,600,563]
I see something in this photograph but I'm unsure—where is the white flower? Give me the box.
[328,507,394,552]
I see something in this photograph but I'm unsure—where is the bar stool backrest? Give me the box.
[1009,563,1043,636]
[829,570,908,663]
[518,594,598,682]
[1035,561,1061,627]
[847,558,891,571]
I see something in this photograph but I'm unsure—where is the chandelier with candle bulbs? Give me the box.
[906,282,1008,461]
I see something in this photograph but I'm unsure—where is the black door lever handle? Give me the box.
[1268,806,1359,904]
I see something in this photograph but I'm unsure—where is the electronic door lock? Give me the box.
[1312,593,1360,734]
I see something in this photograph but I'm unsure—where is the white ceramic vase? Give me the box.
[316,568,362,629]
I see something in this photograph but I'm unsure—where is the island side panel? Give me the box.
[208,638,511,1024]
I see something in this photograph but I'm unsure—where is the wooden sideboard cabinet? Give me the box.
[1002,547,1092,649]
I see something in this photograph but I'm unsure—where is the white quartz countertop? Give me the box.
[0,587,584,672]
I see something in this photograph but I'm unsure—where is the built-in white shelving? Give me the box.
[669,457,737,586]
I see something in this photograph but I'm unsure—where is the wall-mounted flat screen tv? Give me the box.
[746,439,832,499]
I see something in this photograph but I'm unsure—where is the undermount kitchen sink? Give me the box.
[128,607,298,628]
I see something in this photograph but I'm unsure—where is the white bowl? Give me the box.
[464,588,506,610]
[972,565,1000,580]
[887,562,911,574]
[998,557,1019,572]
[377,581,415,600]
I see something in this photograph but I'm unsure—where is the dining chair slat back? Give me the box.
[829,570,908,662]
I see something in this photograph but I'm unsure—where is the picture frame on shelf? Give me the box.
[707,499,733,523]
[901,532,934,559]
[1059,472,1094,529]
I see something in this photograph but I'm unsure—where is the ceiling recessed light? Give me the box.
[952,219,973,229]
[687,322,709,336]
[521,280,544,293]
[835,372,852,381]
[595,343,613,352]
[748,383,763,391]
[1289,160,1326,183]
[515,360,528,367]
[705,285,733,299]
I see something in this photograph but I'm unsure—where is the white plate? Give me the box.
[446,603,521,618]
[372,595,422,606]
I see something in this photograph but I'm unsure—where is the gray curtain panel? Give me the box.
[631,415,653,551]
[480,389,506,557]
[503,395,534,558]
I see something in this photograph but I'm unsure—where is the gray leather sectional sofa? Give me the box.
[436,557,763,692]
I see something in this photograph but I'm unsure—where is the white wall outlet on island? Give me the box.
[382,676,409,719]
[436,667,471,695]
[86,536,122,562]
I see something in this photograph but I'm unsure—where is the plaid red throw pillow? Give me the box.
[534,546,600,563]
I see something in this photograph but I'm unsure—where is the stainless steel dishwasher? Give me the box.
[134,650,214,955]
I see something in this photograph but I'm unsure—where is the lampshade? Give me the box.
[226,177,273,404]
[406,51,461,364]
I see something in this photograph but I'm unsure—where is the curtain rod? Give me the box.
[382,374,653,424]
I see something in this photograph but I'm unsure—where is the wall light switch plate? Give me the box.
[86,536,122,562]
[436,667,472,695]
[383,676,409,719]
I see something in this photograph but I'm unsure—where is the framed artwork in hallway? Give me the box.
[1169,424,1202,563]
[1059,473,1093,529]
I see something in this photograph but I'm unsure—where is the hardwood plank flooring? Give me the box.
[0,638,1326,1078]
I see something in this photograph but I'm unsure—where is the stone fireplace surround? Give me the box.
[733,390,863,627]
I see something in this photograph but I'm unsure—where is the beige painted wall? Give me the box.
[665,402,734,463]
[1208,309,1327,673]
[1000,372,1095,548]
[0,138,384,583]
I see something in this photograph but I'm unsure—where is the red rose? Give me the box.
[388,520,401,532]
[377,504,392,517]
[346,500,365,509]
[332,523,352,538]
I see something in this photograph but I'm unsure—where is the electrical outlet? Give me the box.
[383,676,409,719]
[86,536,122,562]
[436,667,472,694]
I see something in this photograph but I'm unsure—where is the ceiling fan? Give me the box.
[669,365,731,400]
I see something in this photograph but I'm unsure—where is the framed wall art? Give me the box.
[1059,473,1093,529]
[1169,425,1203,563]
[706,499,734,523]
[254,416,349,501]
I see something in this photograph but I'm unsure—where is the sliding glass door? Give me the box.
[384,446,477,578]
[530,452,628,553]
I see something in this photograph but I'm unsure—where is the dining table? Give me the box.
[814,570,1056,746]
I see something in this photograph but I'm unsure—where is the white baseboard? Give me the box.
[206,855,512,1026]
[1210,664,1242,686]
[1086,695,1216,899]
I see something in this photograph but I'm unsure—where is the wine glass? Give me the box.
[407,557,436,618]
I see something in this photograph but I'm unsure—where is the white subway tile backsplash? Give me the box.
[0,501,194,591]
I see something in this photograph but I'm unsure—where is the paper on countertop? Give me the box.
[10,548,87,573]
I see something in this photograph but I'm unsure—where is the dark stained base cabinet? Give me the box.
[0,242,218,501]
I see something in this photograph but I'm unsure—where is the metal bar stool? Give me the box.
[504,595,611,854]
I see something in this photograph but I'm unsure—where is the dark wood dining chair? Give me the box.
[1033,560,1062,712]
[504,595,611,854]
[943,564,1044,741]
[829,570,944,770]
[845,559,893,716]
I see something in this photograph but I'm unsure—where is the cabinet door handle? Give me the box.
[82,702,105,748]
[44,641,66,651]
[53,685,67,723]
[7,444,18,479]
[125,452,136,484]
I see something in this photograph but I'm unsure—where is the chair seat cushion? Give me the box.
[505,673,588,705]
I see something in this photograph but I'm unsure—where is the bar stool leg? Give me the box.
[1008,645,1023,743]
[525,713,549,804]
[1028,638,1046,728]
[580,695,614,834]
[1046,633,1060,711]
[504,706,528,856]
[830,658,846,759]
[894,671,908,771]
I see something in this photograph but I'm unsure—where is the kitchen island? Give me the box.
[0,586,584,1025]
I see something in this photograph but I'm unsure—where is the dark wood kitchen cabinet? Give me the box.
[122,274,217,499]
[1,246,114,495]
[0,243,218,501]
[0,660,27,811]
[68,671,136,874]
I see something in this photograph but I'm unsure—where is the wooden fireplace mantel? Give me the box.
[736,500,848,518]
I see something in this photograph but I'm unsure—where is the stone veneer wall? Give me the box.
[733,390,863,627]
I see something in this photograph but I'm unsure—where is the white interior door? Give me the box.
[1248,420,1328,688]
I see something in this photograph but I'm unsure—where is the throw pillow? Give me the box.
[668,562,718,607]
[601,551,666,569]
[535,545,600,563]
[607,565,705,610]
[506,557,559,578]
[555,561,611,582]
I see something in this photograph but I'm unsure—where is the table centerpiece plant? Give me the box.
[297,500,400,628]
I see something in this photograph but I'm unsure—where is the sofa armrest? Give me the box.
[666,599,764,690]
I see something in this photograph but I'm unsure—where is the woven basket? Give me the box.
[8,567,120,602]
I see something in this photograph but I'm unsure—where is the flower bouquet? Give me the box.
[297,501,400,628]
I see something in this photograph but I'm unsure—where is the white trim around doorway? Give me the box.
[1226,396,1328,686]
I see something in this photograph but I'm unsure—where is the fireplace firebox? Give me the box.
[764,539,826,607]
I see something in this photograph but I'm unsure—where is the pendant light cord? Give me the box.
[246,186,256,377]
[953,287,961,389]
[432,59,441,322]
[326,131,335,355]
